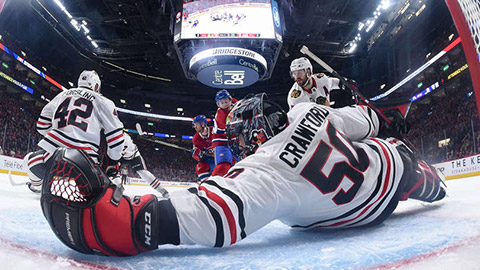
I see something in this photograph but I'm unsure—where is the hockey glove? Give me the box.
[101,155,120,178]
[40,148,180,256]
[379,109,410,138]
[330,78,357,108]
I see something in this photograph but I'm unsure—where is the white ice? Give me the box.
[1,174,479,270]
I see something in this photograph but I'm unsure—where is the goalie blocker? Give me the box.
[40,148,179,256]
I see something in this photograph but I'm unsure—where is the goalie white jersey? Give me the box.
[287,73,341,110]
[171,103,407,247]
[36,87,124,162]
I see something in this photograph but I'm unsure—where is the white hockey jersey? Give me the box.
[36,87,124,162]
[287,73,340,110]
[121,133,139,160]
[169,103,407,247]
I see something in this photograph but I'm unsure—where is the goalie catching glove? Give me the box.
[40,148,179,256]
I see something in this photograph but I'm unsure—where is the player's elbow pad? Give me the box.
[40,148,180,256]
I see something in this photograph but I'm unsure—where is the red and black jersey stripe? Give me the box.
[52,129,100,150]
[348,139,398,226]
[204,180,247,240]
[188,188,225,247]
[105,128,124,149]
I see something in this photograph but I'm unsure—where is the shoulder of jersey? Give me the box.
[314,73,326,79]
[192,133,199,141]
[289,84,302,99]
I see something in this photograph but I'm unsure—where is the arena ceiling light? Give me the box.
[344,0,389,53]
[120,99,126,104]
[415,4,426,16]
[381,0,391,10]
[53,0,96,49]
[53,0,72,19]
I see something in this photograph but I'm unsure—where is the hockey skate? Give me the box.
[401,160,446,202]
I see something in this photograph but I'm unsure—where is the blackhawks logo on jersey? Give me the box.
[291,89,301,98]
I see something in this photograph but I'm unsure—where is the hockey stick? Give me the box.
[143,137,192,152]
[300,46,393,125]
[300,45,417,151]
[8,170,28,186]
[135,123,192,153]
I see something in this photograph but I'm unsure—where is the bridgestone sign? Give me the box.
[189,47,267,89]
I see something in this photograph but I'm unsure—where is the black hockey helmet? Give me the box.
[226,93,287,159]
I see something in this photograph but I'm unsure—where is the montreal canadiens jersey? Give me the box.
[170,103,406,247]
[36,87,124,162]
[121,133,139,160]
[287,73,341,110]
[192,126,214,161]
[212,98,238,147]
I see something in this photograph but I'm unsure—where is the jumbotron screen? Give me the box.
[180,0,277,39]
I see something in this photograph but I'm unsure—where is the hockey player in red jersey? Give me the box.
[211,89,238,176]
[24,70,124,193]
[192,115,215,182]
[39,93,446,256]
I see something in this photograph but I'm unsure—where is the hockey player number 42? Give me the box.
[54,97,94,132]
[300,124,369,205]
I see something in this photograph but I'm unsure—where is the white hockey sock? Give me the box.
[137,170,169,198]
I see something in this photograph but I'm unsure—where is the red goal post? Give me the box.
[445,0,480,121]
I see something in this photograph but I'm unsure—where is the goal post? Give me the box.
[445,0,480,121]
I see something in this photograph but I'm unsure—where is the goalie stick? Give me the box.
[300,45,416,152]
[135,123,192,153]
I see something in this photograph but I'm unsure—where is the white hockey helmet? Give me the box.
[290,57,313,77]
[78,70,101,93]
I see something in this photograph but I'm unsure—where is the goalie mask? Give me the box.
[226,93,287,159]
[78,70,101,93]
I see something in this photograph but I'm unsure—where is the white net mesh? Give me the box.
[458,0,480,63]
[50,176,88,202]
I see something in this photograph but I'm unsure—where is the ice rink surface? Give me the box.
[1,174,479,270]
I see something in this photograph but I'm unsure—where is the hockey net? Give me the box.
[445,0,480,118]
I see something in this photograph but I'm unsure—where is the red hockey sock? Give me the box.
[211,162,231,177]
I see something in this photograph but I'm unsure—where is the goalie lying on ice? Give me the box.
[39,93,446,256]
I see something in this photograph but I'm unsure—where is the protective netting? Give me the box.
[48,159,90,203]
[458,0,480,62]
